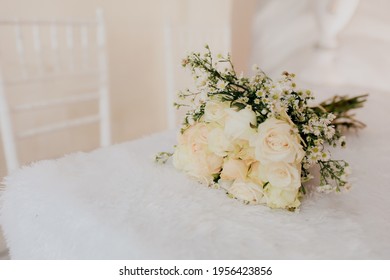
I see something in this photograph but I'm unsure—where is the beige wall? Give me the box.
[231,0,257,74]
[0,0,255,177]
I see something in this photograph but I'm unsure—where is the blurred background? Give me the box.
[0,0,389,257]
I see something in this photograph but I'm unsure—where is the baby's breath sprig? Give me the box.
[318,160,351,192]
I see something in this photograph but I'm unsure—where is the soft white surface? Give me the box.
[1,90,390,259]
[250,0,390,92]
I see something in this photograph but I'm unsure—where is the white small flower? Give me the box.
[327,113,336,122]
[195,74,208,88]
[325,126,335,138]
[303,163,311,170]
[320,152,330,161]
[256,90,263,97]
[313,128,321,136]
[252,64,260,71]
[317,184,335,193]
[340,174,348,181]
[216,80,228,90]
[199,91,208,102]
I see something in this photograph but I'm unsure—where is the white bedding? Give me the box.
[1,91,390,259]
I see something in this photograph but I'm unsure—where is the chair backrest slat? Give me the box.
[14,91,99,111]
[96,9,110,147]
[14,20,27,79]
[66,22,75,71]
[32,23,44,75]
[4,69,99,86]
[18,115,100,139]
[49,21,60,73]
[80,24,89,69]
[0,9,111,173]
[0,67,19,171]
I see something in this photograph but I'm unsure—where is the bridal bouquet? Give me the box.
[156,46,367,210]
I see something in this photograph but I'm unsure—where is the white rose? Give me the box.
[203,100,230,125]
[258,162,301,189]
[228,180,264,204]
[247,161,263,185]
[220,158,249,181]
[173,144,192,173]
[252,161,301,209]
[200,151,224,180]
[178,122,208,146]
[230,139,256,163]
[173,144,223,184]
[207,126,234,157]
[173,123,223,184]
[265,186,300,209]
[251,118,304,163]
[224,107,257,140]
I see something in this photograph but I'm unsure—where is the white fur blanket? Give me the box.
[1,94,390,259]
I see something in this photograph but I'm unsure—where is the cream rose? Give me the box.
[228,180,264,204]
[257,161,301,189]
[224,107,257,140]
[220,158,249,181]
[253,161,302,209]
[265,186,300,209]
[247,161,263,185]
[173,123,223,184]
[207,126,234,157]
[230,139,256,164]
[203,100,230,125]
[178,122,208,146]
[251,118,304,163]
[173,144,223,184]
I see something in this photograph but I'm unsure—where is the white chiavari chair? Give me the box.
[163,21,231,129]
[0,9,111,174]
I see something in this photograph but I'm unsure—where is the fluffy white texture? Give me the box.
[1,91,390,260]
